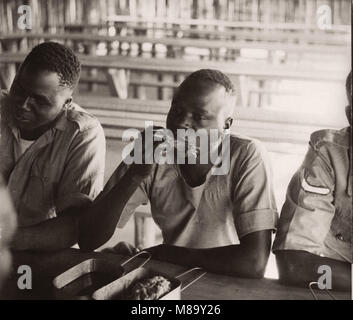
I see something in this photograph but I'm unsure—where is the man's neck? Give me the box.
[179,163,213,188]
[178,135,226,187]
[19,116,60,141]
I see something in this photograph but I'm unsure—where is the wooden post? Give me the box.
[158,73,175,101]
[258,79,265,108]
[85,40,98,92]
[134,39,149,100]
[237,75,249,107]
[105,69,129,99]
[134,211,155,250]
[2,40,18,90]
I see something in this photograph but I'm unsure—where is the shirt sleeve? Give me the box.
[232,141,278,238]
[272,142,336,256]
[100,161,150,229]
[55,123,106,212]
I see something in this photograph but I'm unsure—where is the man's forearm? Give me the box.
[78,166,146,252]
[146,243,269,278]
[11,213,79,252]
[276,250,351,291]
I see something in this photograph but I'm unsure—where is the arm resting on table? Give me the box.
[276,250,351,291]
[146,230,272,279]
[11,207,80,252]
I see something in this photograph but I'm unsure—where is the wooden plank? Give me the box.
[105,14,351,32]
[2,26,349,46]
[1,40,17,89]
[0,52,346,83]
[1,32,348,54]
[105,68,129,98]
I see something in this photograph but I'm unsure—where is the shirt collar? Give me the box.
[5,106,69,141]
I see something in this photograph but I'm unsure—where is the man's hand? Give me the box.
[101,241,140,256]
[129,126,165,179]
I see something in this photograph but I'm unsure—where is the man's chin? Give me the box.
[13,121,33,131]
[12,116,36,130]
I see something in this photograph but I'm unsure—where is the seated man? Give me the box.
[79,69,278,278]
[0,175,17,291]
[0,42,105,252]
[273,71,352,291]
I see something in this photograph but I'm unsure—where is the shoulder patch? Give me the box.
[310,129,349,148]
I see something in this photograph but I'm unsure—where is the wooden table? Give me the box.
[1,249,350,300]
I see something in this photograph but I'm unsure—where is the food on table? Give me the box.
[130,275,172,300]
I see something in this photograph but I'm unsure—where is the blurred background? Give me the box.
[0,0,351,279]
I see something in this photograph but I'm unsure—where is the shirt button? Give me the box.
[335,234,344,241]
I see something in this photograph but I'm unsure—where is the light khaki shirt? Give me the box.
[273,128,352,262]
[105,134,278,248]
[0,92,106,227]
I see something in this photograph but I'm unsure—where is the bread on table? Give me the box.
[130,276,172,300]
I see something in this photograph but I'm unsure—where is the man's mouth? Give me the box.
[154,128,200,157]
[13,111,31,122]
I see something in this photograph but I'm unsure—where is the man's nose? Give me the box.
[17,97,31,111]
[179,113,193,129]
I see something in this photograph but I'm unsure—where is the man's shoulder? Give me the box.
[65,102,103,133]
[310,128,350,149]
[229,133,266,156]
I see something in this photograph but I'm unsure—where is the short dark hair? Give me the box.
[346,71,352,101]
[21,42,81,89]
[176,69,236,97]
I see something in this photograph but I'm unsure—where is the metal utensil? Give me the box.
[92,266,206,300]
[52,251,151,300]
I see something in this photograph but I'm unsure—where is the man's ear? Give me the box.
[64,97,73,107]
[224,117,233,130]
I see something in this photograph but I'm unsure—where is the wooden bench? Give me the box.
[57,23,350,48]
[106,15,351,32]
[0,52,346,108]
[1,32,349,58]
[55,19,350,46]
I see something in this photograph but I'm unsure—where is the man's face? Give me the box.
[7,66,72,131]
[0,180,16,290]
[166,83,234,135]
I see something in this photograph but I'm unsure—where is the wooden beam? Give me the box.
[105,68,129,98]
[0,32,349,54]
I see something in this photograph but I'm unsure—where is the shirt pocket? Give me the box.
[18,174,57,226]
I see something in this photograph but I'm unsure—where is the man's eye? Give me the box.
[32,96,48,105]
[193,114,207,121]
[35,98,46,105]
